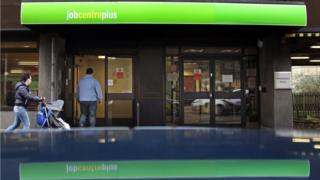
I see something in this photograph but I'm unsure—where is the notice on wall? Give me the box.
[116,67,124,80]
[274,72,292,89]
[108,80,114,86]
[222,74,233,83]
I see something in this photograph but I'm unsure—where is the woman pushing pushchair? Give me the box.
[5,73,70,131]
[5,74,45,131]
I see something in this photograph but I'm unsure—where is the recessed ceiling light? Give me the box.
[108,57,117,60]
[98,55,105,59]
[18,61,39,66]
[290,56,310,60]
[310,60,320,63]
[24,45,30,48]
[10,69,24,74]
[310,45,320,49]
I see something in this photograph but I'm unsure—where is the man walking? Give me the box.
[77,68,102,127]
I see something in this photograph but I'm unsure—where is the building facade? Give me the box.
[1,0,319,129]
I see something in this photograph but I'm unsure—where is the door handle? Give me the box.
[136,102,140,126]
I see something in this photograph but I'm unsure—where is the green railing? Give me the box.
[293,93,320,128]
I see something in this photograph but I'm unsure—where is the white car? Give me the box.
[191,98,241,115]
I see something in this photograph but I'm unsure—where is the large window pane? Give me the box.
[1,42,39,111]
[292,66,320,128]
[184,99,210,124]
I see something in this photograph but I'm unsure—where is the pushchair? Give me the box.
[36,99,70,130]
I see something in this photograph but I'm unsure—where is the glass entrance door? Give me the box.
[106,56,134,126]
[214,60,242,125]
[183,60,211,125]
[182,58,243,125]
[73,55,135,127]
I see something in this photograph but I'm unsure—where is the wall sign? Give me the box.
[222,74,233,83]
[108,80,113,86]
[115,67,124,80]
[193,69,202,80]
[274,71,292,89]
[21,2,307,26]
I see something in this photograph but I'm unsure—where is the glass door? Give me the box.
[106,56,134,126]
[182,58,243,126]
[182,60,211,125]
[214,60,243,125]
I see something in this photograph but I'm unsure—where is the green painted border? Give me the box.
[21,2,307,26]
[20,159,310,179]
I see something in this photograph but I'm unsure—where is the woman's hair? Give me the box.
[20,73,31,82]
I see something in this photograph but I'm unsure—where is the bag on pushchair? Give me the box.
[36,99,70,130]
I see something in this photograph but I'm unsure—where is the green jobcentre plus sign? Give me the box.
[21,2,306,26]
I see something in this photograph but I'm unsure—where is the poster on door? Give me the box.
[193,69,202,80]
[115,67,124,80]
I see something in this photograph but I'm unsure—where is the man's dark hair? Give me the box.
[86,68,93,74]
[20,73,31,82]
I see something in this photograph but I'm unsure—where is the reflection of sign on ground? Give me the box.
[275,72,292,89]
[20,160,310,179]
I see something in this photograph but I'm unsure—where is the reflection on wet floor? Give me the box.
[1,128,320,179]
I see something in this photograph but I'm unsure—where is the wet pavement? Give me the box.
[1,127,320,179]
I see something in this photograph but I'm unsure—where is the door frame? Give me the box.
[180,54,246,127]
[71,51,137,127]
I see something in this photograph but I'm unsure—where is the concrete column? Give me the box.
[259,36,293,129]
[39,34,66,102]
[137,46,165,125]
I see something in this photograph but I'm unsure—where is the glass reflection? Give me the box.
[184,61,210,93]
[215,98,242,124]
[184,99,210,124]
[215,60,240,92]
